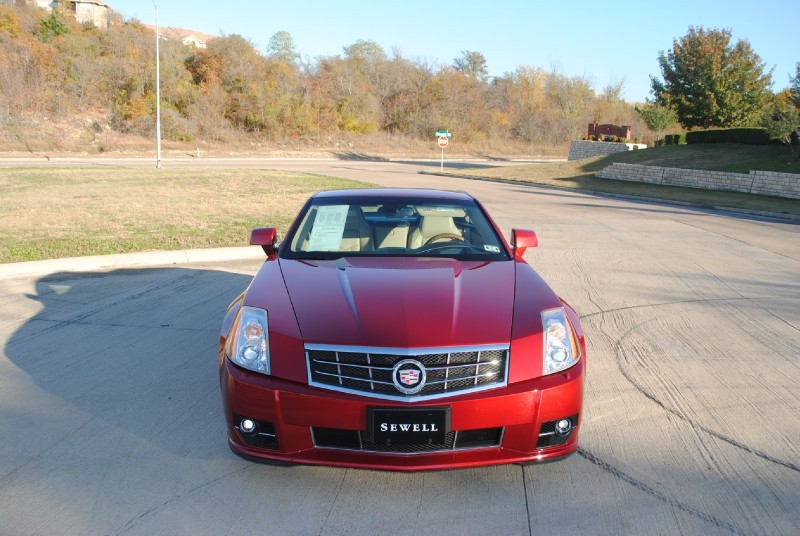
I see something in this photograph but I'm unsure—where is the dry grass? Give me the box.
[0,168,377,263]
[2,123,569,160]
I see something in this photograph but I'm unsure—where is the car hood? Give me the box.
[276,257,516,348]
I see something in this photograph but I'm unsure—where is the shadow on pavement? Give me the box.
[4,266,253,461]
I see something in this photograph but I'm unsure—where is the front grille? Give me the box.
[306,344,509,401]
[312,427,503,454]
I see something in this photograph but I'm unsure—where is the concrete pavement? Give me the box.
[0,160,798,535]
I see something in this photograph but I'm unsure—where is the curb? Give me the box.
[0,246,265,280]
[422,172,800,224]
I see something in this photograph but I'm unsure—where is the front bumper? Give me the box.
[220,358,583,471]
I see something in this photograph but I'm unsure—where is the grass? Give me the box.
[2,145,797,264]
[0,168,377,263]
[449,144,800,216]
[598,143,800,174]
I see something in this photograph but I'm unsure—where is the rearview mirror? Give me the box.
[511,229,538,259]
[250,227,277,255]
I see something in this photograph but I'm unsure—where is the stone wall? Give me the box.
[568,140,648,160]
[596,163,800,200]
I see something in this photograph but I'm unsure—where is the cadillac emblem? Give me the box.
[392,359,426,394]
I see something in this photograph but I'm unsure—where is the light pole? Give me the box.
[153,1,161,168]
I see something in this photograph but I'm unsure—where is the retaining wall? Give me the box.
[596,163,800,200]
[568,140,647,160]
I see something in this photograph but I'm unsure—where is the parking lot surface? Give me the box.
[0,160,798,535]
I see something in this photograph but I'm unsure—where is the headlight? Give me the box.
[542,307,580,375]
[228,306,270,374]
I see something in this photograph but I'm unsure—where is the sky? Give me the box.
[108,0,799,103]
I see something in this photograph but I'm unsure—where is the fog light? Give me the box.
[555,418,573,436]
[240,418,257,435]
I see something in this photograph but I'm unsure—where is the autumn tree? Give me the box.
[453,50,488,82]
[493,67,548,142]
[428,67,491,141]
[545,70,595,141]
[593,80,628,125]
[307,40,388,134]
[343,39,387,96]
[373,54,434,137]
[311,54,378,134]
[0,6,646,149]
[650,27,772,129]
[107,23,163,134]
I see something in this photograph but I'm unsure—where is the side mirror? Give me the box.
[511,229,537,260]
[250,227,277,255]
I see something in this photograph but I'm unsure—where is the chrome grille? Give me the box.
[306,344,509,401]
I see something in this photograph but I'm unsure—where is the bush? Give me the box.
[685,128,770,145]
[38,12,70,43]
[664,133,686,145]
[0,7,20,36]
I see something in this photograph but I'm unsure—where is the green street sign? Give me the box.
[435,130,452,138]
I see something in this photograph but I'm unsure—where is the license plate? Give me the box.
[368,407,451,445]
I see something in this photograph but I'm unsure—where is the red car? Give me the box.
[219,188,585,470]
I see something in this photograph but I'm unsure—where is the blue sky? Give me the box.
[109,0,799,103]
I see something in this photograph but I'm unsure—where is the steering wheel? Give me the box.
[424,233,464,245]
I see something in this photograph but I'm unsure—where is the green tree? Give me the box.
[342,39,387,63]
[453,50,488,82]
[760,88,799,161]
[635,103,678,145]
[38,11,70,43]
[650,27,772,129]
[790,62,800,108]
[758,64,800,161]
[266,31,298,64]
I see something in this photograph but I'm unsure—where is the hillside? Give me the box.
[0,3,650,155]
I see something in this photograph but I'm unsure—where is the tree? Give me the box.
[650,27,772,129]
[594,79,629,126]
[453,50,488,82]
[343,39,386,63]
[635,103,678,145]
[759,64,800,161]
[545,70,595,141]
[760,91,799,161]
[266,31,298,64]
[790,62,800,108]
[38,11,70,43]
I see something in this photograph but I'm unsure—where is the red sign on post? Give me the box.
[437,135,449,148]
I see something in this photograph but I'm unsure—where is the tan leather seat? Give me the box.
[339,207,374,251]
[374,224,409,248]
[408,215,462,249]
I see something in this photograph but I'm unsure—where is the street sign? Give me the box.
[437,135,449,148]
[435,130,452,138]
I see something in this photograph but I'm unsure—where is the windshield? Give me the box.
[282,196,510,261]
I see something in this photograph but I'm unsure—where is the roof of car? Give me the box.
[312,188,473,200]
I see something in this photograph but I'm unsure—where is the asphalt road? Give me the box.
[0,159,798,535]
